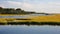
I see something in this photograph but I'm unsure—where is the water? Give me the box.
[0,14,53,18]
[0,25,60,34]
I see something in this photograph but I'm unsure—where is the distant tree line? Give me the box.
[0,7,35,14]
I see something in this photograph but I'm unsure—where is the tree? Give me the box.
[0,7,36,14]
[16,8,21,11]
[15,8,22,14]
[3,8,15,14]
[0,7,3,13]
[0,7,3,9]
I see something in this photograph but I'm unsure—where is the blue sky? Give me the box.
[0,0,60,13]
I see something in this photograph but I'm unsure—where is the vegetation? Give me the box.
[0,22,60,25]
[7,22,60,25]
[0,7,35,14]
[0,15,60,25]
[0,7,60,25]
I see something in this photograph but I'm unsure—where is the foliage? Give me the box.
[0,7,35,14]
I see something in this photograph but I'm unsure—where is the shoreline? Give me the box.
[0,22,60,25]
[0,14,60,25]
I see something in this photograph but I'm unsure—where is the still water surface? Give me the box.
[0,14,52,18]
[0,25,60,34]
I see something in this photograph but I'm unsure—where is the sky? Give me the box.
[0,0,60,13]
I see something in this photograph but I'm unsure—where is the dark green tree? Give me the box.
[0,7,3,13]
[16,8,22,14]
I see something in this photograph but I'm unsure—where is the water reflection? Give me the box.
[0,25,60,34]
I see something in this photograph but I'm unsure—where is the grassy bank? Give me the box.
[0,22,60,25]
[0,14,60,25]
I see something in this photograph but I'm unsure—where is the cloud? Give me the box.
[1,1,33,9]
[3,1,23,8]
[7,1,22,6]
[39,2,60,13]
[23,3,33,8]
[0,0,60,13]
[0,4,5,8]
[27,2,60,13]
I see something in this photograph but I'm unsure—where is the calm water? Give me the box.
[0,14,53,18]
[0,25,60,34]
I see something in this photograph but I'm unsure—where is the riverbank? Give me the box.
[0,22,60,25]
[0,14,60,25]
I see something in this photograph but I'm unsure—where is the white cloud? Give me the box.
[0,4,5,8]
[29,2,60,13]
[23,3,33,8]
[4,1,22,8]
[7,1,22,6]
[0,1,60,13]
[3,1,33,9]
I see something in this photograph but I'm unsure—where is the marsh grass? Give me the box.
[0,22,60,25]
[0,14,60,25]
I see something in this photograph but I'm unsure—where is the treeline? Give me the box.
[0,7,35,14]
